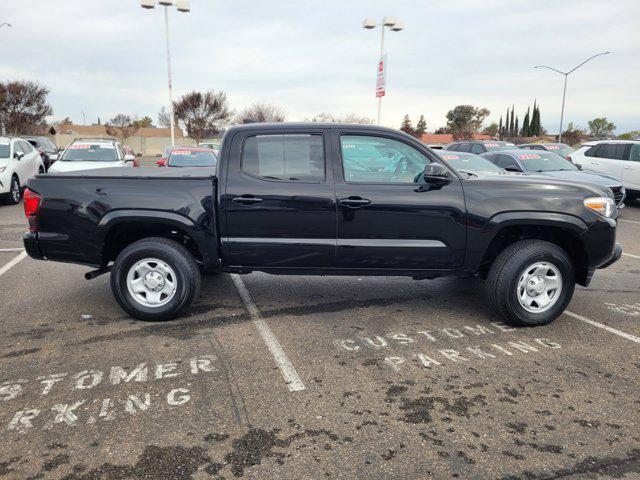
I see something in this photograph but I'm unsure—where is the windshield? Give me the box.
[484,143,516,151]
[543,144,574,157]
[168,150,217,167]
[518,152,578,172]
[61,143,119,162]
[0,144,9,158]
[440,153,503,172]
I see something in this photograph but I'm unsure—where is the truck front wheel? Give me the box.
[110,237,201,321]
[487,240,575,326]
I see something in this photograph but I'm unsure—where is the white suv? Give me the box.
[0,136,46,204]
[49,138,136,173]
[571,140,640,201]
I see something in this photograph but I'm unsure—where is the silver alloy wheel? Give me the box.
[126,258,177,308]
[517,261,562,313]
[11,179,20,203]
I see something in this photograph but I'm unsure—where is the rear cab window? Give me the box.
[241,134,325,182]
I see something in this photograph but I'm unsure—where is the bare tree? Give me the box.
[307,112,374,124]
[236,102,286,124]
[173,90,232,143]
[0,80,53,135]
[105,114,139,144]
[158,107,172,128]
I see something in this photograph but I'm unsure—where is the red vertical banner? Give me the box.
[376,54,387,98]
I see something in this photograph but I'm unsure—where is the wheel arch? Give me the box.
[473,212,591,286]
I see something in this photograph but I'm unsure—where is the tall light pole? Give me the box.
[362,17,404,126]
[140,0,190,146]
[534,51,610,143]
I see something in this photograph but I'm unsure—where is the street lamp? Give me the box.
[140,0,190,146]
[534,51,610,143]
[362,16,404,125]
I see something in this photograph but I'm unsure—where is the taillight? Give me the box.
[23,188,42,232]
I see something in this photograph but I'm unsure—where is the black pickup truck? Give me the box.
[23,123,621,326]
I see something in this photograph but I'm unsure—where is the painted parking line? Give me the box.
[565,310,640,344]
[622,252,640,260]
[0,248,25,252]
[230,274,306,392]
[0,250,27,277]
[619,219,640,225]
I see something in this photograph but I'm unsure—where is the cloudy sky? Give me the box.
[2,0,639,133]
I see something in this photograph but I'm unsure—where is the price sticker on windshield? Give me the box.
[69,144,91,150]
[546,145,560,150]
[518,154,541,160]
[484,143,501,147]
[441,155,460,160]
[172,150,193,155]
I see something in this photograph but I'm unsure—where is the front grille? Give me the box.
[610,186,624,205]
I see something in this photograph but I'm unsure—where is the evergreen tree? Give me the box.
[509,105,515,137]
[505,108,510,137]
[498,116,503,139]
[522,107,530,136]
[514,116,519,138]
[531,100,539,136]
[400,115,414,136]
[415,115,427,137]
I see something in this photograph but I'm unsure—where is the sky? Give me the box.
[1,0,639,134]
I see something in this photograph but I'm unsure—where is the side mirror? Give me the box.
[136,152,142,157]
[156,159,167,167]
[575,163,583,170]
[421,163,451,187]
[14,152,24,160]
[124,154,135,162]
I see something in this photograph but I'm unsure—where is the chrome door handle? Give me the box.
[232,195,263,205]
[339,196,371,208]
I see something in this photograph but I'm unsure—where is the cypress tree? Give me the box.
[531,100,539,136]
[509,105,515,137]
[498,116,503,139]
[515,116,519,138]
[522,107,530,136]
[505,108,510,137]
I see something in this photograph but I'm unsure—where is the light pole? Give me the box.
[140,0,190,146]
[362,17,404,126]
[534,51,610,143]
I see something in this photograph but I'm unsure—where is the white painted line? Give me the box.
[0,251,27,277]
[565,310,640,344]
[619,219,640,225]
[0,248,25,252]
[230,274,306,392]
[623,252,640,260]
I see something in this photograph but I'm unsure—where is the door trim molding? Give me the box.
[227,237,446,248]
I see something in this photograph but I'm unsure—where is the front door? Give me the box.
[222,129,337,269]
[332,131,466,271]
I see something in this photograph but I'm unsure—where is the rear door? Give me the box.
[332,130,466,271]
[590,143,626,181]
[623,143,640,190]
[222,128,336,268]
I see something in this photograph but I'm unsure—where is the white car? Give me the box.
[0,136,45,204]
[49,138,136,173]
[570,140,640,201]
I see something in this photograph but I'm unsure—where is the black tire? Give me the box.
[486,239,575,327]
[5,175,21,205]
[110,237,201,321]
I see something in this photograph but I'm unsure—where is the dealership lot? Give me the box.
[0,202,639,479]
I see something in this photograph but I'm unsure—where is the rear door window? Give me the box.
[242,134,325,182]
[584,145,600,157]
[494,154,521,171]
[629,144,640,162]
[470,144,484,154]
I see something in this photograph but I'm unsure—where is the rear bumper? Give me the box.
[23,231,44,260]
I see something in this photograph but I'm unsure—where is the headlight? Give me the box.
[584,196,615,217]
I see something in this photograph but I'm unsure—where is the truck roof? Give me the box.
[224,122,402,135]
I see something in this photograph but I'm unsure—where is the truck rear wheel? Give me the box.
[110,237,201,321]
[487,240,574,326]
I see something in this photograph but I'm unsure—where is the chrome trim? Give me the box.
[227,238,446,248]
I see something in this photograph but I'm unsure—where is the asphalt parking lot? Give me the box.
[0,199,639,480]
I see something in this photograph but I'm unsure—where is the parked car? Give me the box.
[156,145,177,166]
[123,145,141,167]
[519,142,574,160]
[481,149,626,207]
[445,140,516,154]
[436,151,505,174]
[164,147,217,168]
[23,123,621,326]
[569,140,640,201]
[22,135,60,171]
[48,138,136,173]
[198,142,220,156]
[0,136,45,204]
